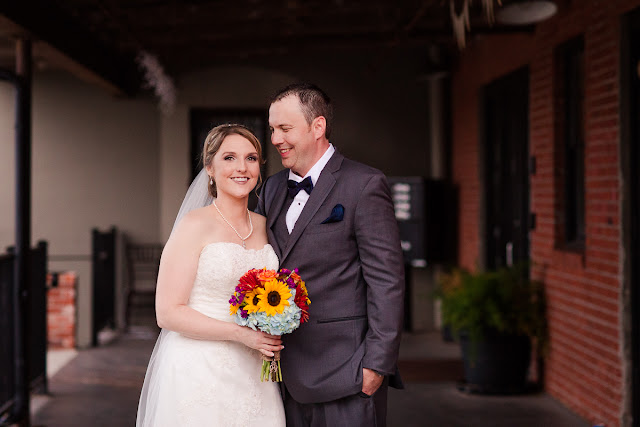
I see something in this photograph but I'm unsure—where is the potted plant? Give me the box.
[435,264,547,394]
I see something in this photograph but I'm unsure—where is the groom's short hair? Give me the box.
[271,83,334,139]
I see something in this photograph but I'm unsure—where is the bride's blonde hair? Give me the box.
[202,124,264,198]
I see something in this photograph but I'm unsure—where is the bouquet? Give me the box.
[229,267,310,381]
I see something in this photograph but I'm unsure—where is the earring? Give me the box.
[209,176,213,185]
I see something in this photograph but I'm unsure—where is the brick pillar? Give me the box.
[46,272,77,349]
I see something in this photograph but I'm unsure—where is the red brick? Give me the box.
[451,1,635,424]
[46,272,77,349]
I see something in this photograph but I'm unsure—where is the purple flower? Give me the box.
[287,278,296,288]
[240,309,248,319]
[237,293,244,304]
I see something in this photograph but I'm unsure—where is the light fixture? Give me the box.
[496,0,558,26]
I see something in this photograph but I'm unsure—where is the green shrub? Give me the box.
[436,264,548,355]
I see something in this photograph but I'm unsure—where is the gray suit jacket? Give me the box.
[256,149,405,404]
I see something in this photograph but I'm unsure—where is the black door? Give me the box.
[483,68,530,269]
[628,8,640,426]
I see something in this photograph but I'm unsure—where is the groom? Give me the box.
[256,83,405,426]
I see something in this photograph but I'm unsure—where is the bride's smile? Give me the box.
[230,177,250,183]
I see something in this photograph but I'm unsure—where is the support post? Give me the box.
[12,37,32,427]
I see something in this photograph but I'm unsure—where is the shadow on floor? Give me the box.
[32,329,155,427]
[386,331,589,427]
[31,321,589,427]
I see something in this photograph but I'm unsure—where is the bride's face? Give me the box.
[207,134,260,200]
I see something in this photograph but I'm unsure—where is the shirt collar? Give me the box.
[288,144,335,185]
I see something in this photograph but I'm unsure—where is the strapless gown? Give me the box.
[136,243,285,427]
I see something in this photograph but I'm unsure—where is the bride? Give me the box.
[136,124,286,426]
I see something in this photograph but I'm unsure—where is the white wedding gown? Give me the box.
[136,242,286,427]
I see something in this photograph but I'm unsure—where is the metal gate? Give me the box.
[0,252,16,418]
[92,228,116,346]
[0,241,48,422]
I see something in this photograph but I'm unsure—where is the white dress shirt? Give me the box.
[286,144,336,233]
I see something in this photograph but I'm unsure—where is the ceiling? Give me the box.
[0,0,540,95]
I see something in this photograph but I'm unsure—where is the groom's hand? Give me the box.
[361,368,384,396]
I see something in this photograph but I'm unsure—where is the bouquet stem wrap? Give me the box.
[261,351,282,382]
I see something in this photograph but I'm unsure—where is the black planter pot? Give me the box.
[458,331,532,394]
[441,324,455,342]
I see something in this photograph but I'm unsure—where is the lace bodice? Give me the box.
[188,242,279,321]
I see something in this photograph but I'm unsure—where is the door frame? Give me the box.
[480,67,531,270]
[621,7,640,426]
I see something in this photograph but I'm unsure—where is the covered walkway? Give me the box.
[30,325,589,426]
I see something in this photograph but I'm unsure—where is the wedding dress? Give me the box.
[136,242,285,427]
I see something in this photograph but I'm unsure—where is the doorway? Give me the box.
[189,109,268,210]
[482,68,530,269]
[625,7,640,426]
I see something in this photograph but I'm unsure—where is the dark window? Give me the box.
[556,37,585,247]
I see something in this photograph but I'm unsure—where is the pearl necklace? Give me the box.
[213,200,253,249]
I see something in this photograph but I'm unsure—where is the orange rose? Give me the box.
[290,272,301,282]
[257,268,278,281]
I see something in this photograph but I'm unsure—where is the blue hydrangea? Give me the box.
[231,289,302,335]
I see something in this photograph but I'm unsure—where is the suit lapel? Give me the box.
[267,173,288,259]
[281,151,344,262]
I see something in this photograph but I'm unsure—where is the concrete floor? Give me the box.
[28,314,590,427]
[388,383,590,427]
[390,332,589,427]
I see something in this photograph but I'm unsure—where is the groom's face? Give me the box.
[269,95,322,177]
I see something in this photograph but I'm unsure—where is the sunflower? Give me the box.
[243,288,262,314]
[256,279,292,316]
[229,303,240,315]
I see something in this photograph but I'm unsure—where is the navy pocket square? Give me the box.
[321,204,345,224]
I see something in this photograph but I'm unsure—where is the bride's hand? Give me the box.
[238,328,283,357]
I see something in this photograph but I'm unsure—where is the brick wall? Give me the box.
[451,1,640,425]
[46,272,77,349]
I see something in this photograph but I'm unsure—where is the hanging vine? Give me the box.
[450,0,502,49]
[136,51,177,115]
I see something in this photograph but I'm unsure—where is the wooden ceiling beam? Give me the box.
[0,0,141,95]
[137,23,534,54]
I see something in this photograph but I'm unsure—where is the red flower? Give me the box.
[299,308,309,324]
[237,269,261,293]
[294,284,310,324]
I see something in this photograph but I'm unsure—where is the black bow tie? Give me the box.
[288,176,314,198]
